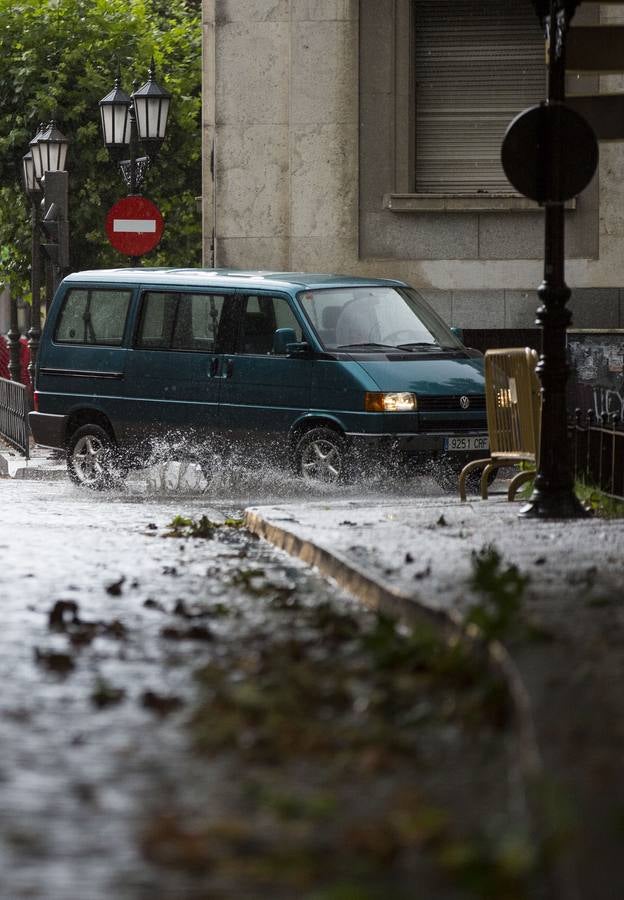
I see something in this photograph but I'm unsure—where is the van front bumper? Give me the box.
[346,431,490,472]
[29,412,67,449]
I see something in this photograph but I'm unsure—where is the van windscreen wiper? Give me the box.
[396,341,454,351]
[337,342,401,351]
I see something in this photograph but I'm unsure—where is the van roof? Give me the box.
[62,268,408,291]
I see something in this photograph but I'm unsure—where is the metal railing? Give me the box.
[570,411,624,502]
[0,376,30,458]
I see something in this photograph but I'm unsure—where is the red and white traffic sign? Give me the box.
[105,196,164,257]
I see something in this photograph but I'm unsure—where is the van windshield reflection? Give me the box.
[298,286,462,352]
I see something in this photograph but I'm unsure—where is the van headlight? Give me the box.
[365,392,418,412]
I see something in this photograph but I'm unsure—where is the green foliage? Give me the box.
[184,593,526,896]
[434,828,536,900]
[574,480,624,518]
[515,469,624,517]
[0,0,202,299]
[90,676,125,708]
[164,514,246,539]
[467,545,529,641]
[164,514,220,539]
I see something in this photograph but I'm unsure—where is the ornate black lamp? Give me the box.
[132,60,171,146]
[6,149,39,383]
[99,59,171,195]
[99,75,132,148]
[21,145,42,378]
[21,149,41,197]
[22,120,70,381]
[30,120,70,183]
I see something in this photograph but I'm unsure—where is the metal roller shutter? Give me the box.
[413,0,545,193]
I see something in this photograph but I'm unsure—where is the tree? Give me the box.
[0,0,202,301]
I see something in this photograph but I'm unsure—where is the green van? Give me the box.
[29,269,489,489]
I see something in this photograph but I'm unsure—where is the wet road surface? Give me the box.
[0,472,355,898]
[0,469,514,900]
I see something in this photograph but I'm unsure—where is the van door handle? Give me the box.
[209,357,219,377]
[225,358,234,378]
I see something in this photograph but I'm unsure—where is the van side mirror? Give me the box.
[273,327,310,356]
[450,326,464,343]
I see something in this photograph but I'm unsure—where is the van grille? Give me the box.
[421,418,487,432]
[418,395,486,412]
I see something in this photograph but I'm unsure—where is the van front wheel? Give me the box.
[67,424,120,490]
[295,427,346,483]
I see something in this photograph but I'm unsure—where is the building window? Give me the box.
[413,0,544,194]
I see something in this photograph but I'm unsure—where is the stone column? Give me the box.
[202,0,216,266]
[288,0,359,272]
[205,1,359,272]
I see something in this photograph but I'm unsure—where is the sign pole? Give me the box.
[520,0,589,518]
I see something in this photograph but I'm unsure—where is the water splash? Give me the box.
[66,433,446,503]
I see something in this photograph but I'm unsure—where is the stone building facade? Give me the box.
[201,1,624,331]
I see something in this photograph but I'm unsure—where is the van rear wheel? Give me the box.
[67,424,121,490]
[295,427,346,483]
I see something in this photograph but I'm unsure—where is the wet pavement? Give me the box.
[0,475,362,899]
[245,493,624,614]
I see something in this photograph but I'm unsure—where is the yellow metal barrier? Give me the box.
[459,347,541,501]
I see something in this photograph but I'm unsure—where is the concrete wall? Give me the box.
[202,0,624,329]
[203,0,359,272]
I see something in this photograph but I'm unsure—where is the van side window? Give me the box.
[137,292,227,352]
[172,294,225,351]
[136,292,178,349]
[239,296,302,355]
[55,288,132,346]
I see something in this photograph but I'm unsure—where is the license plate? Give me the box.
[444,436,489,452]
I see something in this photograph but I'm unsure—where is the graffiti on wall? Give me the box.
[567,331,624,423]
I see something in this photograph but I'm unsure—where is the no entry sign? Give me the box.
[105,196,164,257]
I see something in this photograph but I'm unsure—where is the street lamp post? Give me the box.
[99,60,171,264]
[20,120,70,379]
[22,133,43,385]
[27,118,70,304]
[520,0,589,519]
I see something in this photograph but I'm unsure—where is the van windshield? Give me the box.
[297,286,462,352]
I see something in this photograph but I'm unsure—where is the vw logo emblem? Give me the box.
[459,395,470,410]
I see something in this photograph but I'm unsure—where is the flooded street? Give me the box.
[0,471,348,898]
[0,469,515,899]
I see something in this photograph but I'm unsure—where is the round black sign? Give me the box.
[501,102,598,203]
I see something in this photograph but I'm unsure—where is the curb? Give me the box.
[0,459,67,480]
[0,447,66,480]
[12,466,67,481]
[244,507,451,632]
